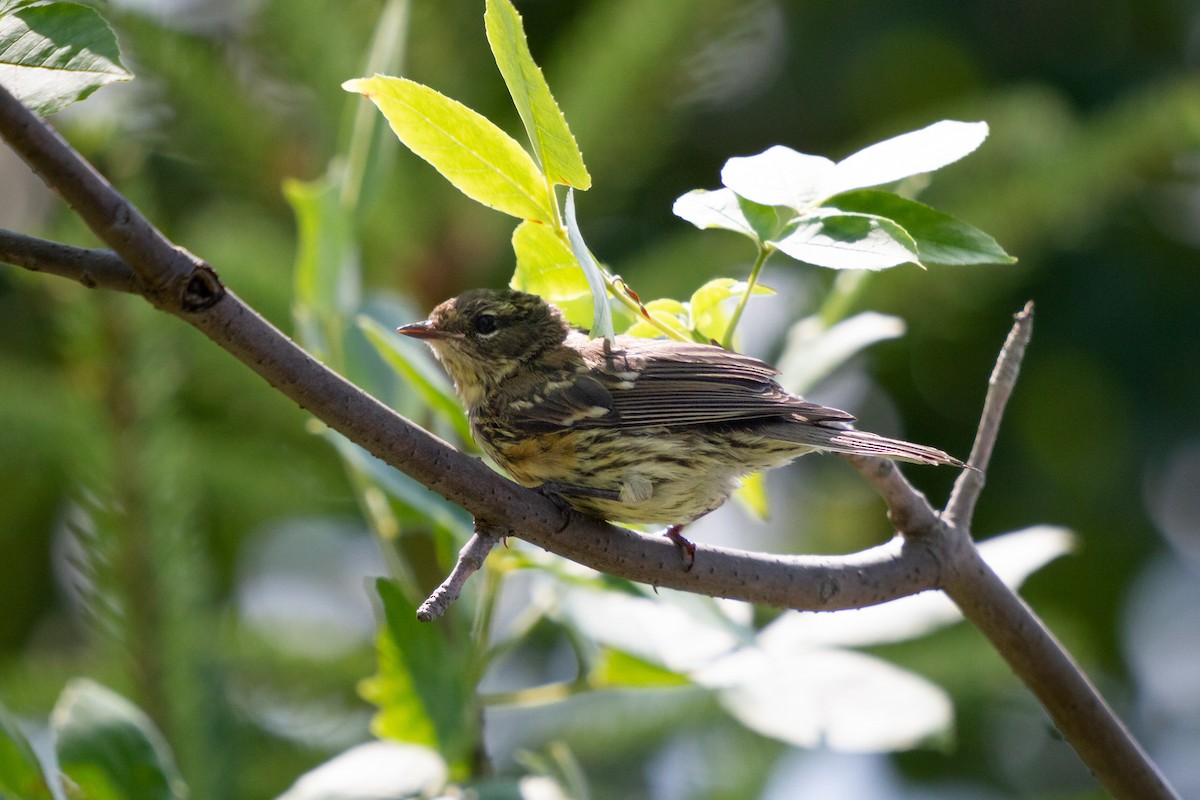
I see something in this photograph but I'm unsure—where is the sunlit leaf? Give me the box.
[698,648,952,751]
[621,297,690,340]
[510,220,594,329]
[485,0,589,189]
[672,188,758,239]
[771,210,919,270]
[564,189,613,340]
[0,2,131,115]
[689,277,774,344]
[343,75,553,222]
[52,679,187,800]
[757,526,1076,649]
[826,120,989,196]
[275,741,448,800]
[589,648,691,689]
[720,145,835,209]
[558,585,740,673]
[823,189,1015,266]
[731,470,769,521]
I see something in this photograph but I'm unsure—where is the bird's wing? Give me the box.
[574,336,855,429]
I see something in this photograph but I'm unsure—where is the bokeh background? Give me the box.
[2,0,1199,798]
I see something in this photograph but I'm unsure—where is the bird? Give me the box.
[397,288,962,559]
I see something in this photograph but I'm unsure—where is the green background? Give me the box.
[1,0,1198,798]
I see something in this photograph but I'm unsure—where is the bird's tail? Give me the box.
[762,422,964,467]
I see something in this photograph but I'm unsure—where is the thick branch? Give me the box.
[942,547,1177,799]
[0,89,943,614]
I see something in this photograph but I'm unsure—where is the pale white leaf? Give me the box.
[720,145,835,209]
[672,188,757,237]
[776,311,906,395]
[275,741,447,800]
[757,526,1076,650]
[826,120,989,196]
[697,648,952,751]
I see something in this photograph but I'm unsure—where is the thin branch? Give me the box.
[418,524,506,622]
[945,301,1034,528]
[0,229,140,293]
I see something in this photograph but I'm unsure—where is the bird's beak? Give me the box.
[395,320,445,340]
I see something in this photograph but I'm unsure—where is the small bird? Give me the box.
[398,288,961,556]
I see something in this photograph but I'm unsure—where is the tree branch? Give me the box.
[0,229,141,293]
[0,84,1179,799]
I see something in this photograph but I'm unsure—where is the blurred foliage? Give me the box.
[2,0,1200,798]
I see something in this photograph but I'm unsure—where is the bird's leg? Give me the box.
[536,481,622,501]
[663,524,696,571]
[535,482,622,533]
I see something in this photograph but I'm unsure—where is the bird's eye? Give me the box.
[473,313,499,336]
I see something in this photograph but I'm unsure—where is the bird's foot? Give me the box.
[664,524,696,571]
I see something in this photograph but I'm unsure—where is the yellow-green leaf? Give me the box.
[590,648,690,689]
[510,220,594,328]
[343,74,553,222]
[733,470,770,521]
[623,298,691,339]
[690,277,774,344]
[485,0,590,189]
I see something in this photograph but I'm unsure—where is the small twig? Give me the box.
[417,524,506,621]
[0,229,141,293]
[945,301,1034,529]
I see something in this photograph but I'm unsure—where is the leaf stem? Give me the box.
[721,244,773,349]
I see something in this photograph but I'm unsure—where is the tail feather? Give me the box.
[761,422,964,467]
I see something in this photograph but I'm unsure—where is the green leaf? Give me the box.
[284,176,361,360]
[731,470,769,521]
[52,679,186,800]
[771,209,920,270]
[826,120,989,196]
[0,701,57,800]
[720,145,836,209]
[360,580,474,769]
[510,220,594,329]
[564,189,613,340]
[0,2,42,15]
[823,189,1015,266]
[357,315,473,445]
[589,648,691,689]
[343,74,554,222]
[0,2,132,115]
[689,277,774,344]
[621,298,690,340]
[485,0,589,189]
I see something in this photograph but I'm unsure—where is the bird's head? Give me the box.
[397,289,570,407]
